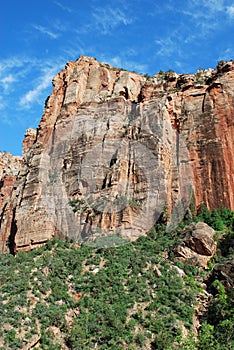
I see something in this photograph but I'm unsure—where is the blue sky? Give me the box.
[1,0,234,155]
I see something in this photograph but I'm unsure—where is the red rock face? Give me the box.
[0,152,22,252]
[0,57,233,252]
[182,72,234,211]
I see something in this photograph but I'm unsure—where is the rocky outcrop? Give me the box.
[173,222,217,267]
[0,152,22,252]
[206,230,234,291]
[0,57,234,252]
[22,128,37,156]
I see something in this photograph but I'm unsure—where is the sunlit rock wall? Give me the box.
[0,57,233,252]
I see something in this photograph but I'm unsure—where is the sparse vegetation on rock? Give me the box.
[0,209,233,349]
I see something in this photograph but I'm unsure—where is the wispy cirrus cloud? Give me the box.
[51,19,68,33]
[102,55,148,74]
[92,7,133,34]
[19,64,62,108]
[190,0,234,23]
[0,55,64,111]
[154,0,234,65]
[32,24,59,39]
[0,74,16,92]
[155,37,181,57]
[0,57,29,74]
[178,0,232,32]
[0,96,5,110]
[54,0,72,13]
[0,57,33,95]
[218,47,234,60]
[197,0,225,12]
[19,74,52,108]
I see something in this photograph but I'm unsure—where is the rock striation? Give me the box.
[0,152,22,252]
[0,57,234,252]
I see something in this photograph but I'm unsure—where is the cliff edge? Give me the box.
[0,57,234,252]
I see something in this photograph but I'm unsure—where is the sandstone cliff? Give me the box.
[0,57,233,252]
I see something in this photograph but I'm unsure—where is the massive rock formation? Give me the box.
[0,57,234,252]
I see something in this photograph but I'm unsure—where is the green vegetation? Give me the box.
[197,275,234,349]
[194,71,206,85]
[0,209,233,349]
[194,206,234,349]
[143,73,151,80]
[195,205,234,232]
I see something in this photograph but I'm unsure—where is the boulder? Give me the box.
[174,222,217,268]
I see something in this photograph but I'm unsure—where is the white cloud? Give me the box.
[19,67,57,108]
[0,74,16,91]
[0,98,12,125]
[0,57,29,75]
[187,0,234,22]
[189,0,225,13]
[0,55,66,112]
[51,19,67,32]
[19,82,47,107]
[155,38,173,56]
[32,24,59,39]
[1,114,13,126]
[175,61,183,69]
[172,0,233,41]
[201,0,225,12]
[92,7,133,34]
[227,5,234,17]
[218,47,234,61]
[105,56,148,73]
[0,96,5,110]
[54,0,72,13]
[155,37,181,57]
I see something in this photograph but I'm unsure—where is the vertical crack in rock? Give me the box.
[0,57,234,251]
[8,208,17,255]
[0,203,7,230]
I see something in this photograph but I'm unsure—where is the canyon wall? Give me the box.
[0,57,233,252]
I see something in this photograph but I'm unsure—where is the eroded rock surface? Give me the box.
[0,57,234,252]
[0,152,22,252]
[173,222,217,267]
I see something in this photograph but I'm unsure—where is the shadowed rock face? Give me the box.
[0,57,234,252]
